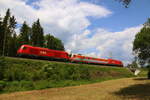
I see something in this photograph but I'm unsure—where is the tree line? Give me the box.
[0,9,65,57]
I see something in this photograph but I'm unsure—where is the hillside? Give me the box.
[0,57,134,93]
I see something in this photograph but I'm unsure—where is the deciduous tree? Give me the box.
[133,19,150,79]
[45,34,65,51]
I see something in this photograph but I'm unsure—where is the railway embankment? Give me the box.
[0,57,134,93]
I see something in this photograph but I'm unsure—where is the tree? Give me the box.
[127,60,138,68]
[1,9,11,56]
[0,14,3,56]
[45,34,65,51]
[118,0,131,7]
[45,34,55,49]
[53,38,65,51]
[7,15,17,57]
[0,9,17,56]
[8,33,18,57]
[18,21,31,46]
[133,26,150,65]
[133,18,150,79]
[31,19,44,47]
[144,18,150,28]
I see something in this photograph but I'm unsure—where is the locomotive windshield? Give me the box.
[21,46,27,50]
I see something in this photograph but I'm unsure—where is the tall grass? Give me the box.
[0,57,134,93]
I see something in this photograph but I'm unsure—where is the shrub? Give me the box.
[33,80,51,90]
[0,81,6,91]
[0,57,6,80]
[4,64,26,81]
[80,67,91,80]
[3,81,34,93]
[67,66,81,80]
[4,81,20,92]
[20,80,34,90]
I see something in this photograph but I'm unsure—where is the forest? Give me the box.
[0,9,65,57]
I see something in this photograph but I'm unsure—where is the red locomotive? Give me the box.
[17,45,70,61]
[17,45,123,67]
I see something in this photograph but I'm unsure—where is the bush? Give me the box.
[0,57,6,80]
[80,67,91,80]
[4,64,26,81]
[2,81,34,93]
[33,80,51,90]
[68,66,81,80]
[20,80,34,90]
[0,81,6,91]
[4,81,20,92]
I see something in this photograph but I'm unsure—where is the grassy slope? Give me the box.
[0,57,134,93]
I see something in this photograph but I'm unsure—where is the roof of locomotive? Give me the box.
[20,45,68,54]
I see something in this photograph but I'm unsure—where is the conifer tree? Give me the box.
[1,9,11,56]
[31,19,44,47]
[18,21,31,46]
[37,19,44,47]
[0,14,3,56]
[7,16,17,56]
[0,9,17,56]
[8,33,18,56]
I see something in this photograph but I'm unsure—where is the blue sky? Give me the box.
[26,0,150,31]
[0,0,149,65]
[86,0,150,32]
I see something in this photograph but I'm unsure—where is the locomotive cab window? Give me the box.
[21,46,27,50]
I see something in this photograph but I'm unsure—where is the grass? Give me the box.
[137,68,149,77]
[0,57,134,94]
[0,77,150,100]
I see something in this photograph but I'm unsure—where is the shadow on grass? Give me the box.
[133,77,149,81]
[114,82,150,99]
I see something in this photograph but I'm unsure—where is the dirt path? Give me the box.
[0,77,150,100]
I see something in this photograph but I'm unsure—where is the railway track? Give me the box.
[7,57,118,68]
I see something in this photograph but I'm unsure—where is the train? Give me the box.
[17,45,123,67]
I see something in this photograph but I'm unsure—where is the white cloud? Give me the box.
[0,0,111,41]
[66,25,143,65]
[0,0,112,47]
